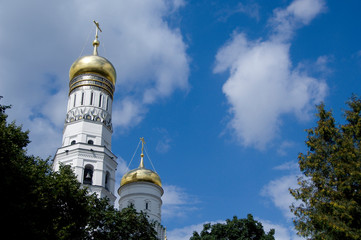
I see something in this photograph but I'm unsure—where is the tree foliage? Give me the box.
[290,95,361,239]
[190,214,275,240]
[0,99,157,239]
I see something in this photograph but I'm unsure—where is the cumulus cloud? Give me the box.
[0,0,189,158]
[261,162,304,239]
[261,174,299,220]
[270,0,326,41]
[260,219,303,240]
[162,185,199,219]
[214,0,327,149]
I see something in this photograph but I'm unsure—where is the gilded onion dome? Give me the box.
[68,21,116,97]
[120,153,162,188]
[69,55,116,85]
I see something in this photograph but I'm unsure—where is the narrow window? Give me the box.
[145,202,149,210]
[90,92,93,105]
[105,171,110,190]
[106,97,109,111]
[81,92,84,105]
[99,94,102,107]
[73,94,76,107]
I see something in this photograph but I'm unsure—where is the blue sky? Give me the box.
[1,0,361,239]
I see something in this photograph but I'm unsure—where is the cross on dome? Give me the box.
[92,20,102,56]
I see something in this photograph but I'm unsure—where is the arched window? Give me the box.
[105,171,110,190]
[83,164,94,185]
[88,140,94,145]
[71,140,76,145]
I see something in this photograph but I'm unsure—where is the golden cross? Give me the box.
[93,20,102,34]
[140,137,146,155]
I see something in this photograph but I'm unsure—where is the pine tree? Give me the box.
[290,96,361,239]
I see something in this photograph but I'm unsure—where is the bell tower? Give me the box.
[118,138,166,239]
[53,21,117,204]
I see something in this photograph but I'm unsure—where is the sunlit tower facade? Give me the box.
[118,138,166,239]
[53,21,117,204]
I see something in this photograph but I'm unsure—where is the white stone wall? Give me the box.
[118,181,165,239]
[62,121,112,148]
[53,143,117,204]
[118,182,163,224]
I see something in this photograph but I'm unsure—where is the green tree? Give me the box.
[86,201,157,240]
[290,96,361,239]
[0,99,157,239]
[190,214,275,240]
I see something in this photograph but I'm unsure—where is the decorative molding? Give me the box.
[65,106,112,130]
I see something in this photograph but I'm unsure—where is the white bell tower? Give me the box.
[53,21,118,204]
[118,138,166,239]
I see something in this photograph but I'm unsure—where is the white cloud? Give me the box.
[270,0,326,41]
[112,98,145,129]
[0,0,189,158]
[162,185,198,219]
[214,0,327,149]
[260,219,290,240]
[261,174,300,220]
[260,219,304,240]
[218,2,260,22]
[277,141,295,156]
[155,128,172,154]
[273,160,299,171]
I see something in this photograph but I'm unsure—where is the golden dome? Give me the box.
[120,167,162,188]
[120,152,162,188]
[69,55,116,85]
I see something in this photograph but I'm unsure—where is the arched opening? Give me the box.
[71,140,76,145]
[105,171,110,190]
[83,164,94,185]
[88,140,94,145]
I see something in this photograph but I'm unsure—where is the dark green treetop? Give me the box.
[190,214,275,240]
[0,99,157,239]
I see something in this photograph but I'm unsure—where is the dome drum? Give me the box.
[69,74,115,98]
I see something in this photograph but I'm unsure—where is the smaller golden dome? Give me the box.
[69,55,116,85]
[120,167,162,188]
[121,138,162,188]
